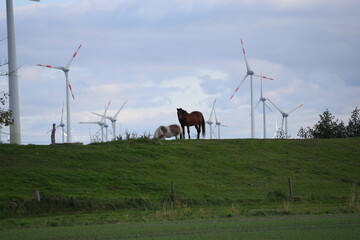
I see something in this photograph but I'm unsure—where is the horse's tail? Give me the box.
[201,114,206,138]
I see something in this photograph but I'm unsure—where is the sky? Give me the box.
[0,0,359,144]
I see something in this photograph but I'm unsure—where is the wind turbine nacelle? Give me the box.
[247,70,254,75]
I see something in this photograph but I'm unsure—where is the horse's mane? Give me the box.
[177,108,188,114]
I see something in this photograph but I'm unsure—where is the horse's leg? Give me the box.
[196,124,200,139]
[181,125,185,139]
[187,126,191,139]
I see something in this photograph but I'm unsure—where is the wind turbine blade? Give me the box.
[288,104,304,114]
[240,39,251,72]
[254,74,274,81]
[103,100,111,118]
[230,74,248,100]
[66,44,82,69]
[68,84,75,100]
[213,107,218,124]
[114,99,128,119]
[267,98,284,114]
[37,64,64,71]
[265,102,272,112]
[65,72,75,100]
[61,102,64,124]
[208,99,216,121]
[255,100,261,109]
[79,121,99,124]
[91,112,112,121]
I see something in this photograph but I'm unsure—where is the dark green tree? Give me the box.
[347,107,360,137]
[333,120,347,138]
[298,109,347,139]
[312,109,337,138]
[297,126,313,139]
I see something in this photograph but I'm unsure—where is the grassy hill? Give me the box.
[0,138,359,227]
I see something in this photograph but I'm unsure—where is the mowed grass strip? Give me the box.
[0,214,359,240]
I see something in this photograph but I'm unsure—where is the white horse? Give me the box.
[153,124,183,139]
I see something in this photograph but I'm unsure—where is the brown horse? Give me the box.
[177,108,205,139]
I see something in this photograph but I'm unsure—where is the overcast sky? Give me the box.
[1,0,359,144]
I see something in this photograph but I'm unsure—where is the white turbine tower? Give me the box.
[56,103,66,143]
[206,99,217,139]
[6,0,40,144]
[214,109,226,140]
[37,44,82,143]
[230,39,273,138]
[91,99,127,141]
[267,98,303,138]
[255,74,273,139]
[80,101,111,142]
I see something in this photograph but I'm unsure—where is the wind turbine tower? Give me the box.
[6,0,40,144]
[57,103,66,143]
[206,99,217,139]
[37,44,82,143]
[215,118,226,139]
[230,39,273,138]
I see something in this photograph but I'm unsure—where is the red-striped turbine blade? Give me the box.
[254,74,274,81]
[68,84,75,100]
[230,88,239,100]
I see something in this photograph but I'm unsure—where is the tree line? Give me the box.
[298,107,360,139]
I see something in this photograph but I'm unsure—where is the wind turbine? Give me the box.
[7,0,40,144]
[91,99,127,140]
[80,101,111,142]
[206,99,217,139]
[37,44,82,143]
[230,39,273,138]
[56,103,66,143]
[267,98,303,138]
[254,74,273,139]
[213,108,226,139]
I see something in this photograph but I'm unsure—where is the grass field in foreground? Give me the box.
[0,138,359,228]
[0,214,359,240]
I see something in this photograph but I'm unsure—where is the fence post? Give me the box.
[288,177,293,200]
[34,189,41,202]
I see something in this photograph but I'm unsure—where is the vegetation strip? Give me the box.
[0,214,359,240]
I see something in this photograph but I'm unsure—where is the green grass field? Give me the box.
[0,138,359,230]
[0,214,359,240]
